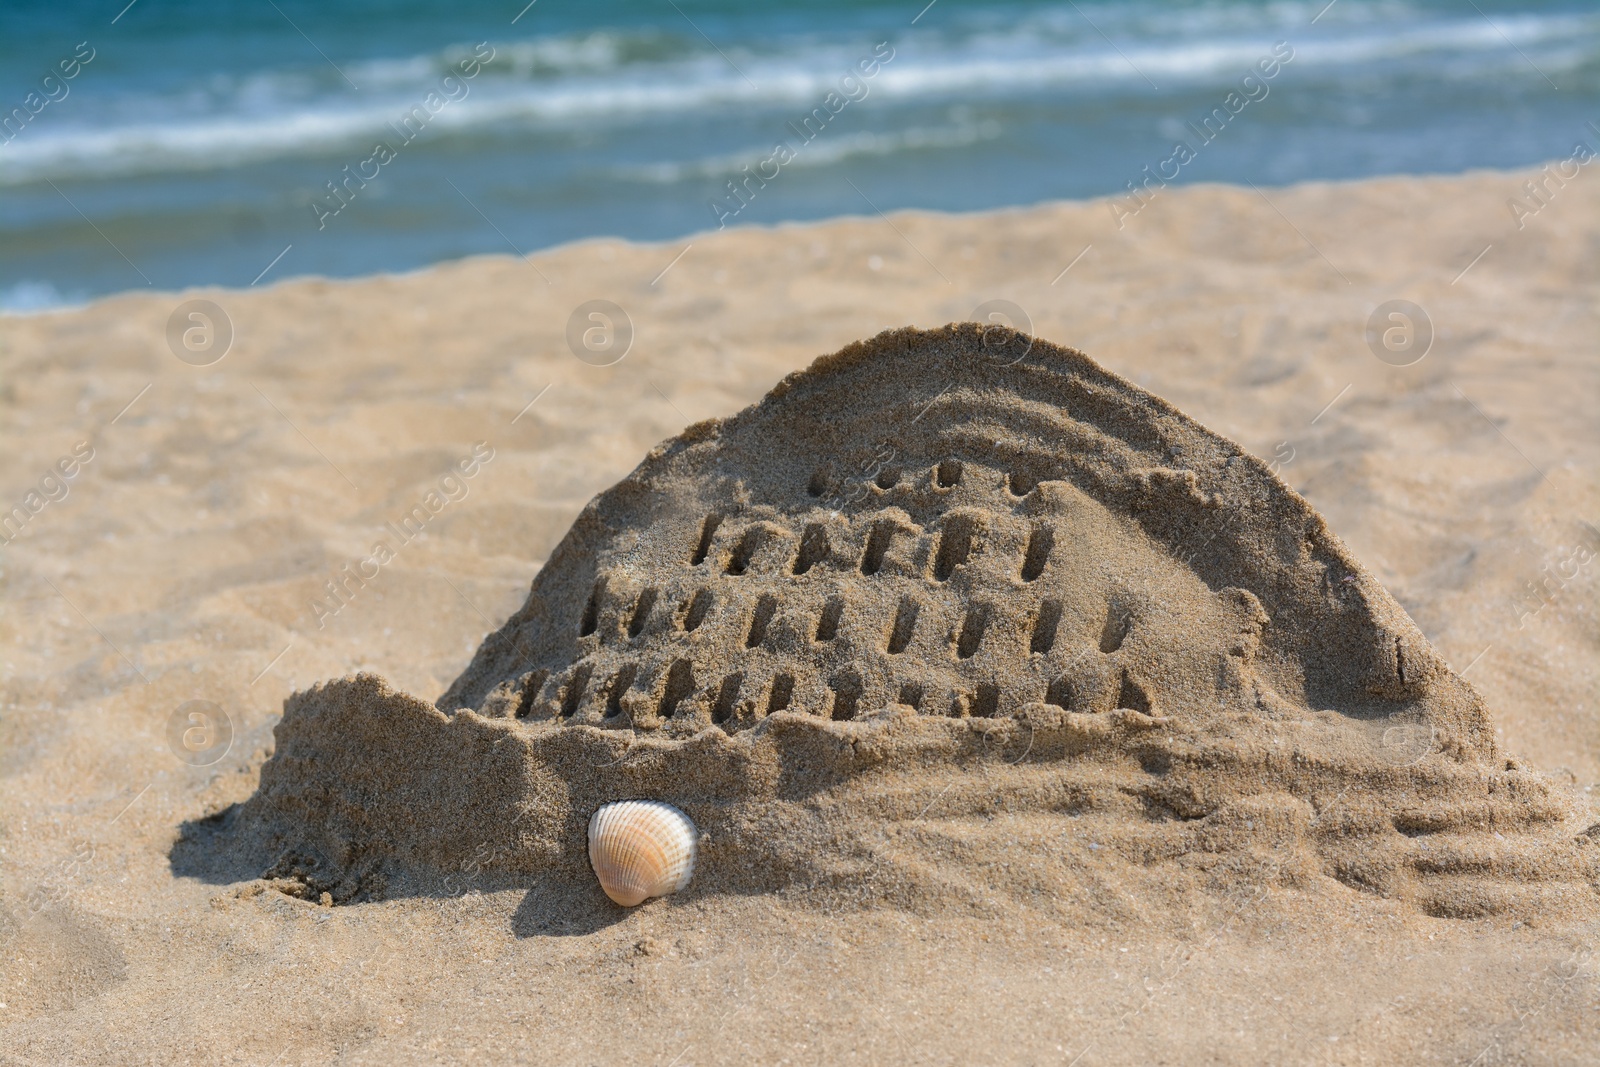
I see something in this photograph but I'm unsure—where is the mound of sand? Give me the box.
[207,325,1597,922]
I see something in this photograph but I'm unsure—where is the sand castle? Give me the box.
[228,325,1598,920]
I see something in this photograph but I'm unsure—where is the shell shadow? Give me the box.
[510,877,631,938]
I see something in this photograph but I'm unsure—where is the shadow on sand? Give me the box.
[169,802,632,939]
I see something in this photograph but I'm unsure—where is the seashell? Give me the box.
[587,800,697,907]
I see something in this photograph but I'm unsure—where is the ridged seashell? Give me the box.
[587,801,698,907]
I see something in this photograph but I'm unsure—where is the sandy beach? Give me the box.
[2,167,1597,1064]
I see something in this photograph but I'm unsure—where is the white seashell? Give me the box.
[587,800,698,907]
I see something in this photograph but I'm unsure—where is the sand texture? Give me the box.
[218,323,1593,933]
[4,168,1599,1064]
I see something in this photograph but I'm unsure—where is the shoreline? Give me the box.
[0,161,1577,318]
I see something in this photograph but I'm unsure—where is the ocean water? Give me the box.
[1,0,1596,309]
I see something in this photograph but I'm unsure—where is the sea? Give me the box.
[1,0,1596,310]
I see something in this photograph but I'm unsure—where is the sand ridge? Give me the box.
[215,325,1599,926]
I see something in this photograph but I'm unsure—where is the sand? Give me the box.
[3,167,1597,1064]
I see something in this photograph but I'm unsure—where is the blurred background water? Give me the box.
[1,0,1596,310]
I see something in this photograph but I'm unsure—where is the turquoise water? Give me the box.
[1,0,1596,308]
